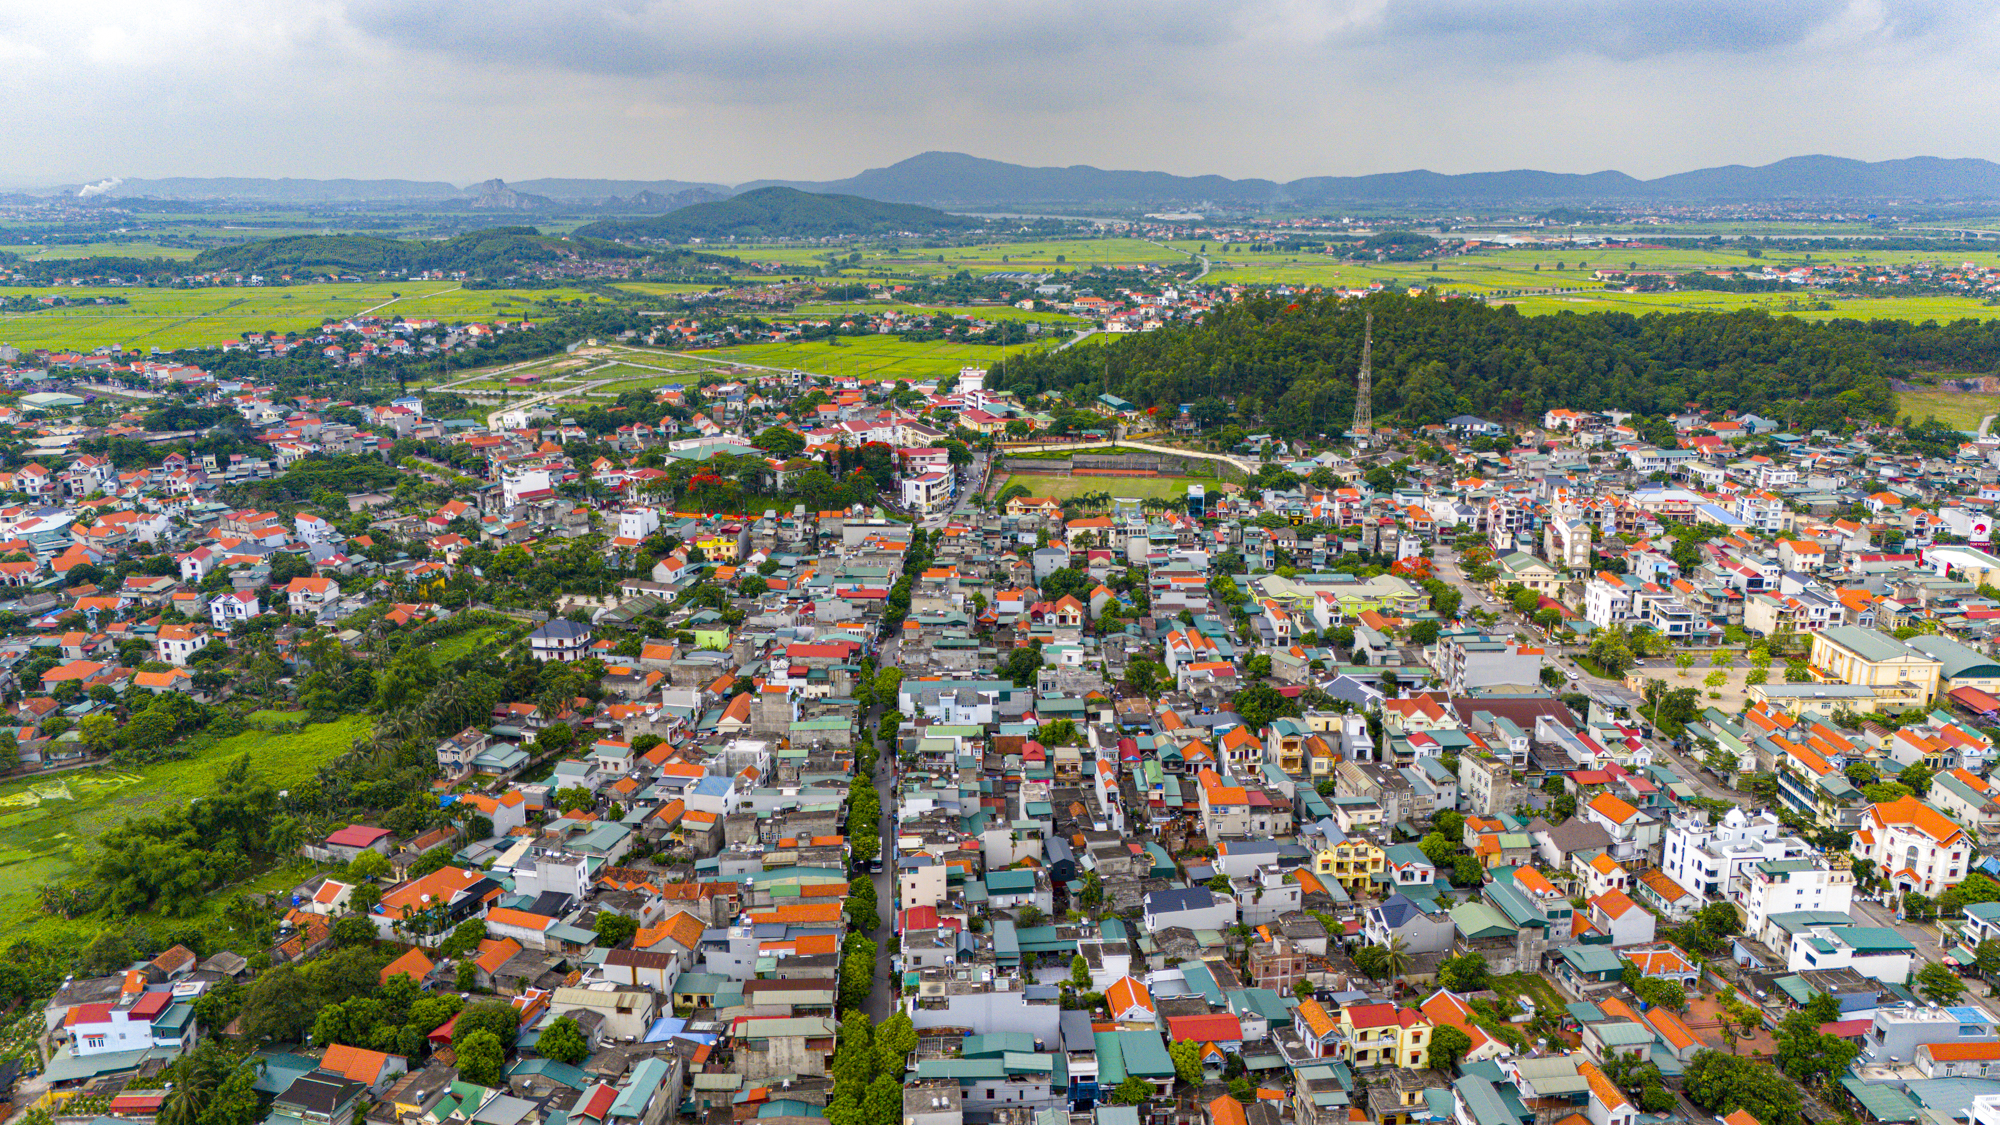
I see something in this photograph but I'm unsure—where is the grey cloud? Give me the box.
[1369,0,1987,61]
[343,0,1240,80]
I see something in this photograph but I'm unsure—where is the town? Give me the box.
[0,307,1992,1125]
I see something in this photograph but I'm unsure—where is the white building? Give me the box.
[901,470,953,517]
[617,507,661,541]
[1739,856,1856,940]
[1661,807,1805,901]
[1786,924,1915,985]
[1852,795,1975,896]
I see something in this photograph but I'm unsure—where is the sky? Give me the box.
[3,0,1998,188]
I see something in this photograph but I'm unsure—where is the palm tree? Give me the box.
[1380,935,1412,980]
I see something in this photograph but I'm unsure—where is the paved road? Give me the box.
[1430,546,1745,804]
[1149,240,1211,282]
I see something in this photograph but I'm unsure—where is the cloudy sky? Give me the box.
[2,0,1996,188]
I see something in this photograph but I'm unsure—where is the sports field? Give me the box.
[0,713,368,939]
[999,473,1221,502]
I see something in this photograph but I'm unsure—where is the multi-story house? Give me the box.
[1853,795,1974,896]
[1661,807,1806,901]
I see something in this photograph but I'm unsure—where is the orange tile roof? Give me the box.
[379,947,433,987]
[1296,998,1336,1038]
[1578,1061,1630,1112]
[1588,793,1639,824]
[475,937,523,975]
[1870,794,1970,846]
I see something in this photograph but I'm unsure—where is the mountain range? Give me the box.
[48,153,2000,208]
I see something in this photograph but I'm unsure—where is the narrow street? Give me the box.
[860,634,901,1023]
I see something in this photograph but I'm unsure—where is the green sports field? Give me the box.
[998,473,1220,502]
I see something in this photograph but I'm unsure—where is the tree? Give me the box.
[1418,832,1457,870]
[1976,939,2000,977]
[1070,955,1092,991]
[1683,1050,1800,1125]
[1429,1025,1472,1073]
[1169,1039,1202,1085]
[863,1075,903,1125]
[832,1009,875,1086]
[1633,978,1685,1012]
[1674,652,1695,677]
[1438,953,1488,993]
[1917,961,1966,1004]
[332,915,375,948]
[1899,761,1935,797]
[1352,944,1391,979]
[1110,1077,1154,1106]
[875,1011,917,1076]
[1409,620,1440,646]
[538,1016,590,1065]
[454,999,523,1048]
[554,786,595,814]
[346,849,391,882]
[593,912,640,948]
[1588,628,1635,677]
[456,1028,506,1086]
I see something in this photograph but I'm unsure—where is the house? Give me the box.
[154,624,210,666]
[211,590,260,627]
[1141,888,1234,933]
[1586,890,1655,947]
[1337,1002,1431,1069]
[284,575,341,618]
[531,619,594,662]
[1852,795,1974,896]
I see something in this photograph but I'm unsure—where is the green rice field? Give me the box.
[0,281,607,352]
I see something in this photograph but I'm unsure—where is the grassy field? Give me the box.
[432,624,520,662]
[693,336,1055,380]
[1895,388,2000,430]
[0,714,369,939]
[999,473,1220,502]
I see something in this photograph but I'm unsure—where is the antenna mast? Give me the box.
[1349,310,1374,447]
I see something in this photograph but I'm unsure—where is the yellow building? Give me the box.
[1312,837,1385,894]
[1808,626,1942,713]
[1338,1001,1431,1070]
[695,534,740,562]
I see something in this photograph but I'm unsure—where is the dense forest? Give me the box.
[987,292,2000,434]
[576,187,984,241]
[191,228,737,278]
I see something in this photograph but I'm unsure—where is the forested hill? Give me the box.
[574,186,983,240]
[192,228,738,277]
[986,293,2000,435]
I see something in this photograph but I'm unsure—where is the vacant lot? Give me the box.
[0,713,368,939]
[695,336,1055,380]
[999,473,1223,503]
[1896,388,2000,431]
